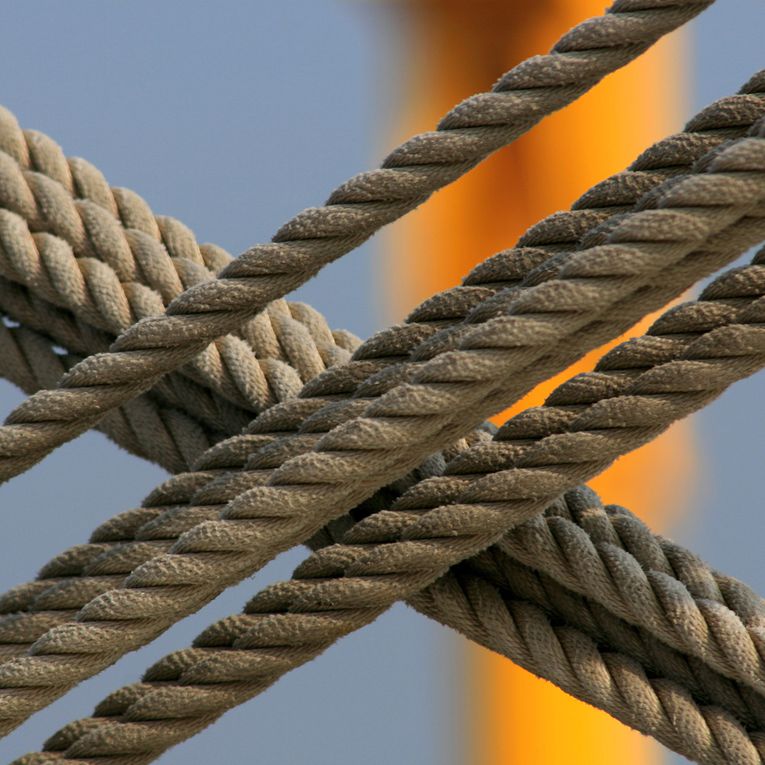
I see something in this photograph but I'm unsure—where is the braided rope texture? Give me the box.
[4,5,765,763]
[0,231,762,740]
[20,243,765,763]
[0,316,222,472]
[1,83,764,736]
[0,0,713,481]
[0,109,359,428]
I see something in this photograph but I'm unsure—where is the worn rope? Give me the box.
[3,238,763,663]
[16,256,765,761]
[21,481,765,764]
[0,277,253,438]
[3,72,760,623]
[14,252,764,762]
[0,105,360,378]
[0,315,223,473]
[0,291,361,472]
[417,561,765,765]
[20,514,765,765]
[0,136,361,428]
[441,502,765,737]
[1,211,763,737]
[0,0,713,481]
[0,98,760,724]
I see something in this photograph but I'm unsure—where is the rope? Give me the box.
[0,86,760,712]
[0,123,360,419]
[0,0,713,482]
[20,492,765,765]
[418,565,765,765]
[0,316,225,473]
[3,231,763,656]
[455,513,765,735]
[1,213,763,736]
[0,276,252,437]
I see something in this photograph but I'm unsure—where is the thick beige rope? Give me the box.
[2,237,762,662]
[0,0,713,481]
[0,130,361,426]
[0,67,765,616]
[0,314,223,472]
[449,499,765,737]
[2,73,759,627]
[23,544,765,765]
[1,212,763,737]
[0,95,760,724]
[418,562,765,765]
[0,276,252,438]
[21,480,765,765]
[0,104,361,372]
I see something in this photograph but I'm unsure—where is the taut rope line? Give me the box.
[2,3,765,763]
[0,0,712,482]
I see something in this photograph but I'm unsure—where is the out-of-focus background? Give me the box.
[0,2,761,763]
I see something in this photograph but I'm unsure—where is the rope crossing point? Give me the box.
[2,75,761,667]
[1,2,764,763]
[2,107,765,733]
[0,0,714,483]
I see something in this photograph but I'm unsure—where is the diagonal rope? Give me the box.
[1,74,760,643]
[0,0,713,482]
[0,316,223,472]
[20,320,765,765]
[24,499,765,765]
[0,277,251,437]
[0,103,760,728]
[0,128,361,421]
[1,207,763,736]
[417,558,765,765]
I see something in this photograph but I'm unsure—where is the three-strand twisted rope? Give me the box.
[1,86,764,736]
[27,244,765,763]
[0,0,713,481]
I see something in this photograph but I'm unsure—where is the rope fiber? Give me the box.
[4,4,765,763]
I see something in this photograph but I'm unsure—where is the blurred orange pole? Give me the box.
[378,1,696,762]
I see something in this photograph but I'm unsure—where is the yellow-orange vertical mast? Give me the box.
[379,1,695,762]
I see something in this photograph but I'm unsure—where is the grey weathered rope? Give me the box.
[0,0,713,482]
[0,315,225,473]
[0,103,760,724]
[0,104,360,375]
[3,240,762,662]
[452,511,765,737]
[0,206,763,736]
[417,563,765,765]
[4,70,760,614]
[0,276,253,437]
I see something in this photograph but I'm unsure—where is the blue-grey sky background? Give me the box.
[0,2,761,763]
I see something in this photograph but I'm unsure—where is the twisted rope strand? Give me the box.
[0,276,254,437]
[0,140,359,424]
[455,526,765,735]
[0,110,763,726]
[1,207,763,733]
[0,316,224,473]
[32,282,765,761]
[0,0,713,481]
[23,488,765,765]
[3,74,759,627]
[416,567,765,765]
[2,234,761,653]
[0,105,358,376]
[0,68,765,584]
